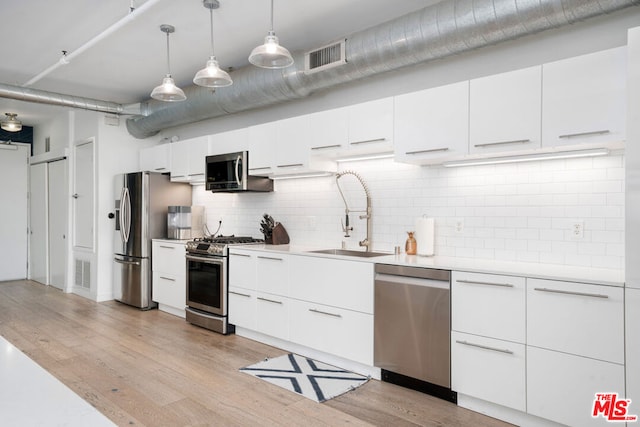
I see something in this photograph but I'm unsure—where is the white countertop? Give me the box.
[230,244,625,287]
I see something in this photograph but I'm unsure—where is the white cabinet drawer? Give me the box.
[289,255,374,313]
[527,278,624,363]
[451,331,525,412]
[152,241,185,275]
[229,250,256,290]
[452,271,525,343]
[289,299,373,365]
[256,291,289,341]
[229,286,256,330]
[256,253,288,295]
[152,272,185,312]
[527,346,625,427]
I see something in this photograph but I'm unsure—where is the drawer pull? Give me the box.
[455,340,514,355]
[457,279,514,288]
[533,287,609,299]
[558,129,610,139]
[309,308,342,318]
[229,291,251,298]
[349,137,386,146]
[406,148,449,155]
[159,276,175,282]
[474,139,530,148]
[188,173,205,177]
[257,256,283,261]
[159,245,175,249]
[257,297,283,305]
[277,163,304,168]
[249,166,271,171]
[231,253,251,258]
[311,144,342,150]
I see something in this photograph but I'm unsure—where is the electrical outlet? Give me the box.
[571,220,584,239]
[455,218,464,234]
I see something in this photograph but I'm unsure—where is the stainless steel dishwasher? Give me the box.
[374,263,456,402]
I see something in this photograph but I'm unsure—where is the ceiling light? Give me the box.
[248,0,294,69]
[442,148,610,167]
[150,24,186,102]
[193,0,232,88]
[1,113,22,132]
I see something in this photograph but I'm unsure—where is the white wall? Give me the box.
[193,153,625,270]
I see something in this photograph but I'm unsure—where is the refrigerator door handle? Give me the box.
[121,187,131,243]
[114,257,141,266]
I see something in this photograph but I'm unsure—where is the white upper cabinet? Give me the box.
[542,46,627,148]
[308,98,394,159]
[139,144,170,172]
[394,81,469,165]
[170,136,208,183]
[470,66,542,155]
[209,128,249,155]
[248,116,336,177]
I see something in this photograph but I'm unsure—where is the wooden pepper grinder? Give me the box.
[405,231,417,255]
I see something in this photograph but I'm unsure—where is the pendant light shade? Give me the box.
[151,24,186,102]
[248,0,294,69]
[193,0,232,88]
[1,113,22,132]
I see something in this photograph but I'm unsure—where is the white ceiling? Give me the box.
[0,0,439,129]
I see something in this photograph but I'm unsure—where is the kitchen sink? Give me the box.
[307,248,390,258]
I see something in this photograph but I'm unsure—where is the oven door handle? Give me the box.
[186,254,224,264]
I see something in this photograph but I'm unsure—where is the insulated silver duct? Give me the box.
[0,82,124,115]
[126,0,640,139]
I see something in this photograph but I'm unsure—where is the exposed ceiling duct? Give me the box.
[125,0,640,139]
[0,0,638,138]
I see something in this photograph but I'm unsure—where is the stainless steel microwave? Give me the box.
[205,151,273,193]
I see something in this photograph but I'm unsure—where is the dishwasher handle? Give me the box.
[375,272,450,290]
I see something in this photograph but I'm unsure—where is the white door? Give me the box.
[49,159,67,290]
[0,144,29,281]
[73,139,94,249]
[29,162,47,284]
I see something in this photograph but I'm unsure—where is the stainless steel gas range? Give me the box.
[185,235,263,334]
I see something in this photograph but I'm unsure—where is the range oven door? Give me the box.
[185,254,227,317]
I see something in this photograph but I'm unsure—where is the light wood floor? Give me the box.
[0,280,514,427]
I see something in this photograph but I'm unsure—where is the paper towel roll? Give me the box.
[415,216,435,256]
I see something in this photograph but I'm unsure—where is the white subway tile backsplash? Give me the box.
[192,154,624,270]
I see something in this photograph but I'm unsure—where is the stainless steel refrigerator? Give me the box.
[113,172,191,309]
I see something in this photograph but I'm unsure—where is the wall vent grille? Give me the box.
[305,39,346,73]
[74,259,91,289]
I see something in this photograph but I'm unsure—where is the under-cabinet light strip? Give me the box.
[442,148,610,167]
[335,152,394,163]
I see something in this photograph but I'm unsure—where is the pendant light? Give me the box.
[1,113,22,132]
[248,0,294,69]
[193,0,232,88]
[150,24,186,102]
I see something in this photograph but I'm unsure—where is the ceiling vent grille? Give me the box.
[305,39,346,73]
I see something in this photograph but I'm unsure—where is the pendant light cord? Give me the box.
[165,31,172,76]
[209,7,215,57]
[270,0,274,32]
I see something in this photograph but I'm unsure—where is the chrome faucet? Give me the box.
[336,170,372,251]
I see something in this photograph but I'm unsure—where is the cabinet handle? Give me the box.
[188,173,205,177]
[172,175,187,178]
[309,308,342,318]
[474,139,530,148]
[277,163,304,168]
[257,256,283,261]
[558,129,610,139]
[311,144,342,150]
[154,167,167,171]
[159,276,175,282]
[533,287,609,299]
[257,296,283,305]
[231,253,251,258]
[455,340,514,355]
[249,166,271,171]
[406,148,449,155]
[349,137,386,146]
[230,291,251,298]
[159,245,175,249]
[457,279,514,288]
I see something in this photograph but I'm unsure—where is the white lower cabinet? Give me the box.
[527,346,625,427]
[451,331,525,412]
[256,292,289,340]
[228,286,256,330]
[289,299,373,366]
[151,240,186,317]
